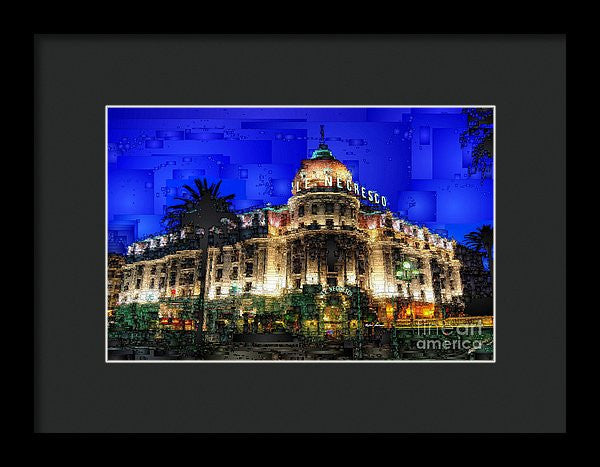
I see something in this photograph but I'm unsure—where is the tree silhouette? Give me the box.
[464,224,493,274]
[162,178,238,346]
[460,108,493,182]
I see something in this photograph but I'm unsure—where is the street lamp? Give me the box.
[393,257,420,358]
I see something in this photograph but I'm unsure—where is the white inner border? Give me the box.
[105,105,496,364]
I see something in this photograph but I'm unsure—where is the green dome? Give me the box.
[310,143,335,160]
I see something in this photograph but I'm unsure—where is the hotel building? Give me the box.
[115,140,490,338]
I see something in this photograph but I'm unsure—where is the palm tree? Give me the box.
[464,224,493,274]
[162,178,238,349]
[163,179,235,231]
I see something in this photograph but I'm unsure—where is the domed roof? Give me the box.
[310,142,336,160]
[291,140,353,196]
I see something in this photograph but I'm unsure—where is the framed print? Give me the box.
[106,105,495,362]
[35,34,565,434]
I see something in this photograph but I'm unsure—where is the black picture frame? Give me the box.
[34,34,566,434]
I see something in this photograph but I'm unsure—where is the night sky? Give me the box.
[107,107,493,254]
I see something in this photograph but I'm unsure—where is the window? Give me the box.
[298,205,304,217]
[216,286,221,296]
[327,277,338,287]
[420,290,426,301]
[312,204,318,215]
[326,219,334,229]
[419,275,425,285]
[295,279,301,289]
[136,278,142,289]
[299,222,304,228]
[339,205,346,216]
[216,269,223,281]
[244,282,252,292]
[232,251,239,263]
[357,260,365,275]
[231,267,238,280]
[325,203,334,214]
[169,272,177,286]
[150,278,155,289]
[180,273,194,285]
[245,262,254,277]
[292,257,302,274]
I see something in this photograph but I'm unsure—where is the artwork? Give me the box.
[106,106,494,361]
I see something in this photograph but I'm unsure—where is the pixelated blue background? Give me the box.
[107,107,493,254]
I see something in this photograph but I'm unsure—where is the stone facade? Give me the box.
[107,253,126,311]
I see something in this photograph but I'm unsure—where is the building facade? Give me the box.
[107,253,126,311]
[115,141,489,338]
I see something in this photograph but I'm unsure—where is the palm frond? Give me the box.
[181,184,201,201]
[168,203,190,211]
[194,178,205,195]
[213,179,223,196]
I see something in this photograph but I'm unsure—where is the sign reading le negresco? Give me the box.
[292,175,388,208]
